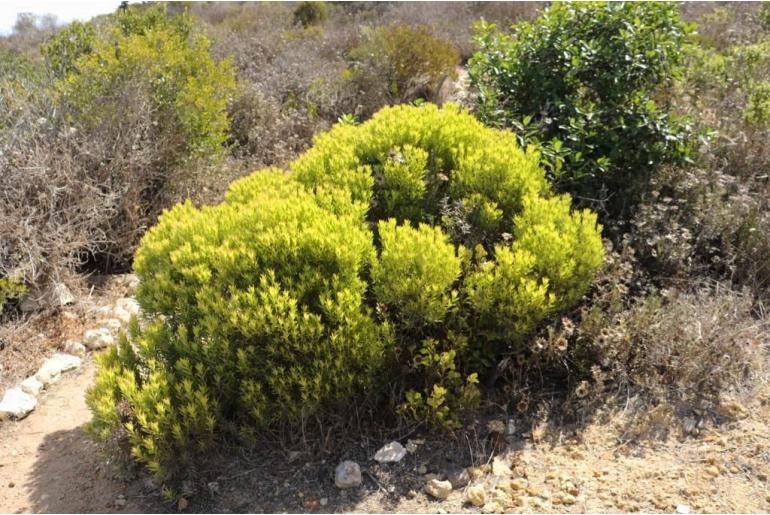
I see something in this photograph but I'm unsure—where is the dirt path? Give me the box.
[0,358,147,514]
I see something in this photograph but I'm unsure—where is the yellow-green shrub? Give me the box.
[88,172,386,479]
[89,104,603,475]
[55,5,235,159]
[372,219,461,327]
[291,103,602,425]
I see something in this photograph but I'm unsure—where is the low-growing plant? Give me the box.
[469,2,696,217]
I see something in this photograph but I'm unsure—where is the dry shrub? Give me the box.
[382,2,544,60]
[632,165,770,301]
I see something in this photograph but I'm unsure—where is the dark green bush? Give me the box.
[88,104,603,478]
[293,1,329,28]
[469,2,696,215]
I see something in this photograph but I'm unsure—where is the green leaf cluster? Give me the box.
[469,2,696,213]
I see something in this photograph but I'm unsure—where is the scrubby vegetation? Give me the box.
[1,0,768,499]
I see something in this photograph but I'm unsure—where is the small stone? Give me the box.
[83,328,115,350]
[406,489,417,499]
[54,283,75,306]
[448,468,470,489]
[63,341,86,356]
[510,478,527,491]
[303,497,320,510]
[491,456,512,476]
[705,465,721,477]
[115,498,126,507]
[676,504,690,514]
[466,485,486,507]
[320,498,328,506]
[417,464,428,475]
[424,479,452,500]
[0,388,37,419]
[374,441,407,463]
[334,461,362,489]
[8,482,15,488]
[406,438,424,454]
[561,493,577,505]
[35,353,81,386]
[99,318,123,333]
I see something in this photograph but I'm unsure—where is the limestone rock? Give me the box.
[374,441,407,463]
[35,353,81,385]
[99,318,123,333]
[20,376,43,396]
[116,297,140,316]
[466,485,486,507]
[63,341,86,356]
[0,388,37,419]
[334,461,362,489]
[492,456,512,476]
[425,479,452,500]
[83,328,115,350]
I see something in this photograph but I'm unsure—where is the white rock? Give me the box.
[99,318,123,333]
[53,282,75,306]
[676,505,690,514]
[20,376,43,396]
[63,341,86,356]
[112,306,132,323]
[374,441,407,463]
[116,297,140,316]
[35,353,81,385]
[334,460,362,489]
[83,328,115,349]
[0,388,37,420]
[93,305,114,317]
[424,478,453,499]
[491,456,512,476]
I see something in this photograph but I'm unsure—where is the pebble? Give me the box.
[424,478,452,500]
[676,504,690,514]
[334,461,361,489]
[705,465,721,477]
[319,498,328,506]
[374,441,407,463]
[0,387,37,419]
[448,468,470,489]
[466,485,486,507]
[417,464,428,475]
